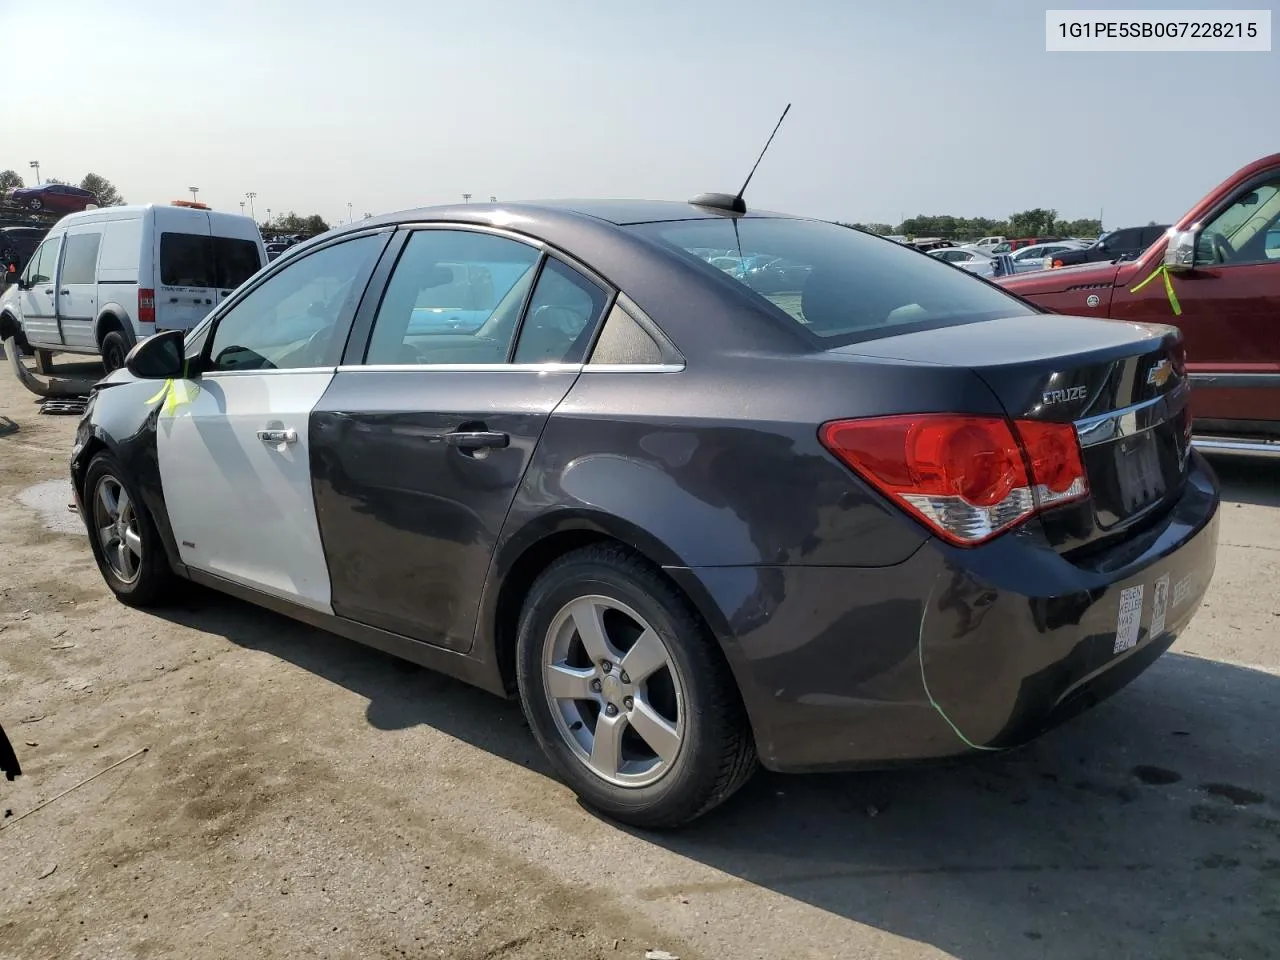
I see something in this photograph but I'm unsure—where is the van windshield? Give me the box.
[160,232,262,289]
[628,217,1035,345]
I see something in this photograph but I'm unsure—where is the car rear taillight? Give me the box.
[138,288,156,324]
[819,414,1089,546]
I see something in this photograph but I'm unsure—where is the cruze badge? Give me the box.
[1042,385,1088,405]
[1147,359,1172,387]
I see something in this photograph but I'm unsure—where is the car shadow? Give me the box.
[148,589,1280,959]
[1207,454,1280,508]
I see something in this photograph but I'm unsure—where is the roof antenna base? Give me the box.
[689,192,747,214]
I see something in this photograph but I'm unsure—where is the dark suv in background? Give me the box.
[1049,224,1171,269]
[0,226,47,284]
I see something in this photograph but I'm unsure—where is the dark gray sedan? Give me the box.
[69,197,1219,827]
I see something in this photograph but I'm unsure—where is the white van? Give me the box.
[0,202,266,372]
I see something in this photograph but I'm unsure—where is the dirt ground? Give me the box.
[0,352,1277,960]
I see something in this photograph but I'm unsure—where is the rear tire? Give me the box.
[33,349,54,374]
[28,199,42,212]
[516,544,757,829]
[83,452,178,607]
[100,329,129,373]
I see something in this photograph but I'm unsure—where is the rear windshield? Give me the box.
[628,218,1034,345]
[160,232,262,288]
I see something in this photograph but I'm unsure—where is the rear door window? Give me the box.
[628,218,1034,344]
[363,229,540,365]
[160,232,213,287]
[512,258,609,363]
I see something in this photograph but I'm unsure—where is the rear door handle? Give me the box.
[257,427,298,445]
[444,430,509,450]
[59,288,70,295]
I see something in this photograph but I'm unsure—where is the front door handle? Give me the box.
[444,430,509,450]
[44,288,54,295]
[257,427,298,445]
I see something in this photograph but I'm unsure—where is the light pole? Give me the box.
[189,186,199,203]
[347,202,353,224]
[239,201,245,215]
[489,196,496,203]
[245,191,256,220]
[462,193,471,203]
[266,208,271,227]
[29,160,40,184]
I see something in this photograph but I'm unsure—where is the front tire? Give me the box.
[516,544,757,828]
[28,198,42,211]
[100,329,129,373]
[83,452,177,607]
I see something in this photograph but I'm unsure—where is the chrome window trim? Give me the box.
[335,363,585,374]
[582,363,685,374]
[329,361,686,374]
[1074,381,1189,448]
[202,366,338,378]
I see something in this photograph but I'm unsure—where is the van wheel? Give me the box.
[83,452,177,607]
[100,331,129,373]
[516,544,757,829]
[34,349,54,374]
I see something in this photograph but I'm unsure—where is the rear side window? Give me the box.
[212,237,262,288]
[60,233,102,284]
[628,218,1033,345]
[160,232,212,286]
[512,259,609,363]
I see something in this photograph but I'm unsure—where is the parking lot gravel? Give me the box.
[1,354,1277,960]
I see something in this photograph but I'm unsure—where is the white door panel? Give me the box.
[157,371,335,611]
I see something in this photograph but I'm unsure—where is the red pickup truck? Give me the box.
[999,153,1280,458]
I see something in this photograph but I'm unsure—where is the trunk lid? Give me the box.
[834,315,1192,554]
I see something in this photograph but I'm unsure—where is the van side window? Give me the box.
[212,237,262,288]
[61,233,102,285]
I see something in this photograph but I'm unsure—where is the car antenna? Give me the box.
[691,103,792,215]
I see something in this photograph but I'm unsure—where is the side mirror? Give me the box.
[125,329,187,379]
[1163,228,1196,272]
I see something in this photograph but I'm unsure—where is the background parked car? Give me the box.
[929,246,996,276]
[1048,224,1171,268]
[7,183,100,214]
[1008,240,1086,273]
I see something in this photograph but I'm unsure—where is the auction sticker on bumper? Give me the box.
[1114,585,1144,654]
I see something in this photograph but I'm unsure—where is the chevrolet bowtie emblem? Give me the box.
[1147,359,1172,387]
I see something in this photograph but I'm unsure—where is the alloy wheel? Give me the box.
[541,595,686,788]
[92,475,142,583]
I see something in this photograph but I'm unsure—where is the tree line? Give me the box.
[1,169,332,234]
[847,208,1104,240]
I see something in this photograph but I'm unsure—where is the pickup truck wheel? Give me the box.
[100,330,129,373]
[34,349,54,374]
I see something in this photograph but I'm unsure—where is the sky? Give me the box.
[5,0,1277,229]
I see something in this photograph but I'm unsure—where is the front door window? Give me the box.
[207,234,383,371]
[1196,175,1280,266]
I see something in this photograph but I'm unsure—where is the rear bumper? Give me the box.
[670,452,1220,773]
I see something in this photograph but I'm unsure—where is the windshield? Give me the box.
[628,217,1034,344]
